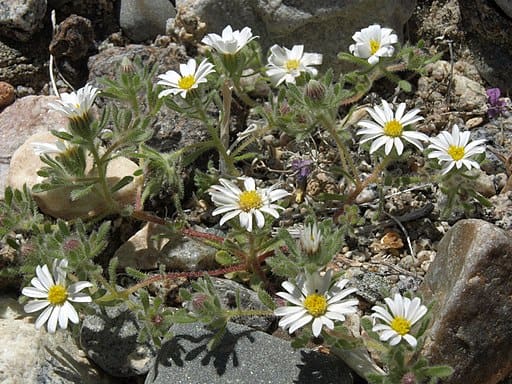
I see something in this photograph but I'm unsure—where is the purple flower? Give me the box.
[291,159,313,180]
[486,88,508,118]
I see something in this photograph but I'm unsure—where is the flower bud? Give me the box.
[304,79,325,101]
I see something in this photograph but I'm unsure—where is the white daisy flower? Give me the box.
[32,140,67,156]
[356,100,428,155]
[208,177,290,232]
[299,222,322,255]
[21,259,93,333]
[266,44,323,86]
[427,124,486,175]
[201,25,257,55]
[157,58,215,99]
[371,293,427,348]
[274,270,358,337]
[349,24,398,65]
[48,84,99,121]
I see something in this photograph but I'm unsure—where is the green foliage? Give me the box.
[266,218,346,278]
[134,143,184,212]
[134,288,175,347]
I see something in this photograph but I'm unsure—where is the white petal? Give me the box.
[22,287,49,299]
[24,300,50,313]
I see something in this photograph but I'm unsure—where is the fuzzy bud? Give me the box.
[400,372,417,384]
[304,79,325,101]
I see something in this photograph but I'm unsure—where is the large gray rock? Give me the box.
[175,0,416,73]
[120,0,176,42]
[420,219,512,384]
[145,322,354,384]
[0,294,114,384]
[0,0,47,41]
[80,302,158,377]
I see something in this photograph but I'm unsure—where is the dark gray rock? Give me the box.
[120,0,176,42]
[495,0,512,20]
[80,302,158,377]
[420,219,512,384]
[145,322,354,384]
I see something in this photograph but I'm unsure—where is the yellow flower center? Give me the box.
[285,59,300,71]
[178,75,196,90]
[238,190,263,212]
[383,119,403,137]
[303,293,328,317]
[370,39,380,55]
[447,145,465,161]
[48,284,68,306]
[390,316,411,336]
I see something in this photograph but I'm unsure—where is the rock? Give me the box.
[210,277,275,331]
[49,15,96,61]
[0,0,47,41]
[114,223,171,270]
[120,0,176,42]
[0,294,114,384]
[0,39,48,92]
[7,131,142,220]
[175,0,416,74]
[0,96,68,199]
[495,0,512,19]
[81,301,158,377]
[453,73,487,112]
[420,219,512,384]
[159,235,217,271]
[145,322,354,384]
[414,0,512,94]
[47,0,118,37]
[0,81,15,109]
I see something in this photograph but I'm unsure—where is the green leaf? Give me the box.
[69,185,95,201]
[215,250,236,266]
[418,365,454,378]
[398,80,412,92]
[110,176,134,193]
[257,288,276,310]
[51,130,74,141]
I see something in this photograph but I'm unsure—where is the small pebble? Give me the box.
[0,82,15,109]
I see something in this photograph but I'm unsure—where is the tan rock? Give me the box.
[7,131,142,219]
[421,219,512,384]
[0,95,68,199]
[114,223,170,270]
[0,81,15,109]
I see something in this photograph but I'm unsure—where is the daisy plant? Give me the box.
[266,44,323,86]
[361,293,453,384]
[208,177,290,233]
[157,58,215,99]
[202,25,257,56]
[21,259,93,333]
[349,24,398,65]
[426,124,488,216]
[274,270,358,338]
[357,100,427,156]
[427,124,486,175]
[207,176,289,275]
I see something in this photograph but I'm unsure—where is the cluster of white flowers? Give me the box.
[356,100,486,172]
